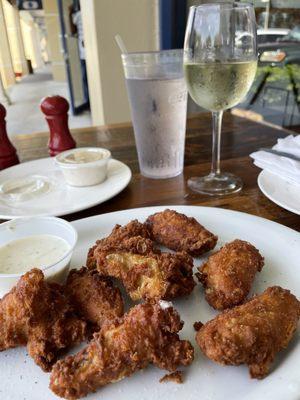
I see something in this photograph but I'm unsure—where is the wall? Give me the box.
[20,11,44,69]
[0,0,15,88]
[2,0,28,77]
[81,0,160,125]
[43,0,66,81]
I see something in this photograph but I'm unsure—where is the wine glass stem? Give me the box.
[211,110,223,176]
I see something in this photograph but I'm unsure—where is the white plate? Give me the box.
[1,205,300,400]
[0,157,131,219]
[258,170,300,216]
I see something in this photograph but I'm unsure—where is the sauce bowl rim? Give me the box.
[0,216,77,278]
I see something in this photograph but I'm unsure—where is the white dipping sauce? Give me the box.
[0,175,51,203]
[56,148,111,187]
[0,234,70,274]
[62,150,104,164]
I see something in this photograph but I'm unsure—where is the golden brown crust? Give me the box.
[159,371,183,384]
[90,235,195,301]
[197,239,264,310]
[196,286,300,379]
[65,267,124,330]
[145,209,218,256]
[0,269,86,371]
[87,220,151,269]
[50,302,194,399]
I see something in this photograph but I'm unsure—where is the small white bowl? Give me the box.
[0,217,77,296]
[55,147,111,187]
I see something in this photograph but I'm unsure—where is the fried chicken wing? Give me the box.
[197,239,264,310]
[50,302,194,399]
[89,235,195,301]
[87,220,151,269]
[65,267,124,330]
[196,286,300,379]
[145,209,217,256]
[0,269,86,371]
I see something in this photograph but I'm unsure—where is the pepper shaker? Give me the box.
[40,95,76,157]
[0,103,19,170]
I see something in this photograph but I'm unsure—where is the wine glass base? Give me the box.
[188,173,243,196]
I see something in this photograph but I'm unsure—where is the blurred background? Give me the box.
[0,0,299,136]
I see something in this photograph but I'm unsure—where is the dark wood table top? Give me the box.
[12,112,300,232]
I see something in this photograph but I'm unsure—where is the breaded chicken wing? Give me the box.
[196,286,300,379]
[50,302,194,399]
[65,267,124,330]
[88,235,195,301]
[0,269,86,371]
[197,239,264,310]
[87,220,151,269]
[145,209,217,256]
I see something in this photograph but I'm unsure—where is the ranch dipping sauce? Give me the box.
[0,234,70,274]
[55,147,111,187]
[0,175,51,203]
[61,150,105,164]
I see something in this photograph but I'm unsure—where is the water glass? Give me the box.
[122,49,187,179]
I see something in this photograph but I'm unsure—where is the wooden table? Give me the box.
[12,112,300,232]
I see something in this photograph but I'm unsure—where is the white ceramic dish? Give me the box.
[0,217,77,296]
[258,170,300,215]
[0,157,131,219]
[55,147,111,187]
[1,205,300,400]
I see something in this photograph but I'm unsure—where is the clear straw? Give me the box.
[114,34,128,54]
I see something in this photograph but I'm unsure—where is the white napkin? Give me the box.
[250,135,300,185]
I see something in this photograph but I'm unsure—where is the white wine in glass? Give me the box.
[184,3,257,196]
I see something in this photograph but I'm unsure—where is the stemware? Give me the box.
[184,2,257,195]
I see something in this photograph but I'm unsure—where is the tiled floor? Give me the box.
[3,66,92,137]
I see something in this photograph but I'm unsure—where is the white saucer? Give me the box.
[0,157,131,219]
[258,170,300,215]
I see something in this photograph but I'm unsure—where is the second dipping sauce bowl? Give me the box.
[55,147,111,187]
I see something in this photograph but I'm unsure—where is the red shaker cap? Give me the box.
[40,95,69,115]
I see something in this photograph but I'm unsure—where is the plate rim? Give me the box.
[71,204,300,239]
[258,170,300,216]
[0,158,132,219]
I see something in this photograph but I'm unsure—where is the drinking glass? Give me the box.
[122,50,187,179]
[184,2,257,195]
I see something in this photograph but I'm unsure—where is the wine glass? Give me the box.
[184,2,257,196]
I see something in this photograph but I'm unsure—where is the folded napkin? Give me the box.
[250,135,300,185]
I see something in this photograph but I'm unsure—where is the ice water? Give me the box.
[125,76,187,179]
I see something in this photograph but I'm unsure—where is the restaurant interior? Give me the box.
[0,1,299,400]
